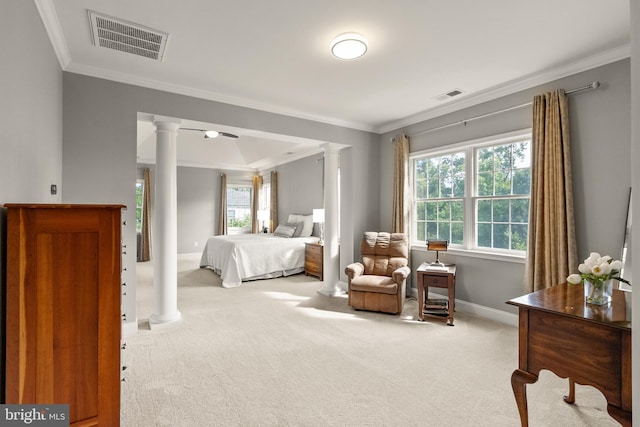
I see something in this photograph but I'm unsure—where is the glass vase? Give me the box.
[584,278,613,305]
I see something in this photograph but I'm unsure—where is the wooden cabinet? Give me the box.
[507,284,632,426]
[304,242,323,280]
[4,204,123,426]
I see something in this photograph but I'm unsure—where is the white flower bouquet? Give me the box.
[566,252,630,286]
[567,252,630,305]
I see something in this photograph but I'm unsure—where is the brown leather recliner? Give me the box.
[345,231,410,314]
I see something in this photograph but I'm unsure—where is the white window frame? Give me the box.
[226,183,253,235]
[410,129,531,263]
[260,181,271,213]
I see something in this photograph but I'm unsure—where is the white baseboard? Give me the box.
[453,299,518,327]
[409,287,518,327]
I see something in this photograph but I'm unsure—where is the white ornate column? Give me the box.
[150,116,182,327]
[318,143,343,296]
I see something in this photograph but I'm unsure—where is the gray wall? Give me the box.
[141,164,221,255]
[0,0,63,398]
[176,166,219,253]
[380,59,631,313]
[273,154,324,223]
[0,0,62,203]
[63,73,380,329]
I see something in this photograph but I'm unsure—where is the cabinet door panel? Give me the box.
[5,205,121,426]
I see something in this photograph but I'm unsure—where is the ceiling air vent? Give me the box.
[434,88,464,102]
[88,10,168,61]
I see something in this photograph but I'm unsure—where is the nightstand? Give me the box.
[304,242,323,280]
[417,263,457,326]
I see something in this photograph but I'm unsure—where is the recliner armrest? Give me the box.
[392,265,411,284]
[345,262,364,279]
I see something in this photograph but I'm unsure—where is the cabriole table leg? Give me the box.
[511,369,538,427]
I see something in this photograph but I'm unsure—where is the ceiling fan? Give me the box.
[180,127,239,139]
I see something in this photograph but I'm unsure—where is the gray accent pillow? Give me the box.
[286,222,304,237]
[273,224,296,238]
[287,214,314,237]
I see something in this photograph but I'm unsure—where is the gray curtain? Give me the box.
[140,167,152,261]
[392,134,410,235]
[269,171,278,232]
[218,173,227,235]
[251,175,263,233]
[525,89,578,291]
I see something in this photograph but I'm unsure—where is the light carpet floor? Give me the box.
[121,253,617,426]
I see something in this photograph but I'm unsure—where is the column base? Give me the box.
[149,311,182,329]
[317,282,345,297]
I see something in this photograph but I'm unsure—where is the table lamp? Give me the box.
[427,239,448,267]
[257,209,270,233]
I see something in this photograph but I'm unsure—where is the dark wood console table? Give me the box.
[507,283,631,426]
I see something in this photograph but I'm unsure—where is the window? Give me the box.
[260,182,271,213]
[414,152,465,245]
[475,140,531,251]
[227,185,252,232]
[135,180,144,233]
[411,130,531,256]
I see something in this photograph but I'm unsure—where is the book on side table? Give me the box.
[423,298,449,315]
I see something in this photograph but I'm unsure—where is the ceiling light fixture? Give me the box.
[330,32,368,60]
[180,128,239,139]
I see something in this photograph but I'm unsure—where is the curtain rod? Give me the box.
[406,81,601,138]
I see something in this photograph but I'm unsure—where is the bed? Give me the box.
[199,215,320,288]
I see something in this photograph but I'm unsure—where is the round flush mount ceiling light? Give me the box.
[204,130,220,138]
[330,32,368,60]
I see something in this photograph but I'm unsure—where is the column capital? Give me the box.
[321,142,341,154]
[152,115,182,132]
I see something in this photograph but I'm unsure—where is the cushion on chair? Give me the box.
[349,275,398,295]
[360,232,408,276]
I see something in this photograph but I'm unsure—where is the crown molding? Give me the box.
[138,147,323,172]
[64,61,377,133]
[67,43,632,137]
[249,147,325,171]
[376,43,631,134]
[35,0,71,69]
[36,0,375,132]
[136,157,257,172]
[37,0,629,137]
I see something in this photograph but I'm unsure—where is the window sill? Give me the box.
[227,228,252,235]
[411,245,526,264]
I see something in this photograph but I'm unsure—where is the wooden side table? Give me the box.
[304,242,323,280]
[417,263,457,325]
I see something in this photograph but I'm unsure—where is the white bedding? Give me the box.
[199,233,319,288]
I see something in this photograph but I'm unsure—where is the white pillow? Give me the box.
[273,224,296,238]
[287,214,313,237]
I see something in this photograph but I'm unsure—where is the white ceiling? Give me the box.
[38,0,630,170]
